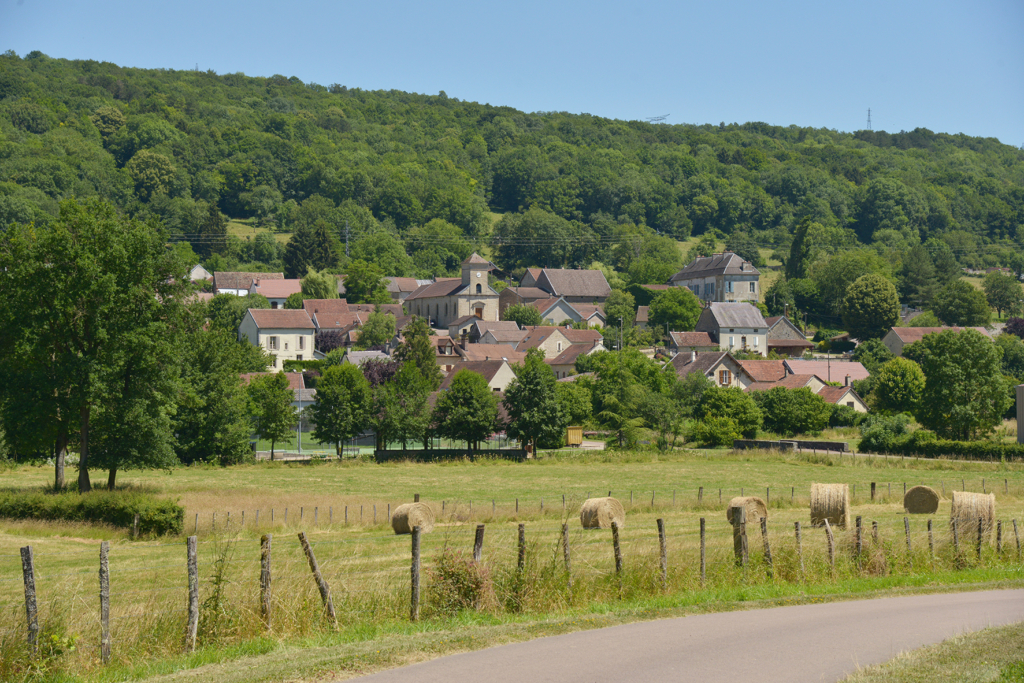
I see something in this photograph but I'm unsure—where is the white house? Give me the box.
[238,308,316,371]
[669,252,760,303]
[694,302,768,356]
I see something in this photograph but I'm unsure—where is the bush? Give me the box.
[695,386,762,439]
[753,387,832,437]
[426,548,495,616]
[689,416,740,447]
[829,404,866,428]
[858,430,1024,461]
[0,489,184,535]
[858,413,911,452]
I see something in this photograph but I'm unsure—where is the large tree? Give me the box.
[501,303,542,327]
[283,219,339,279]
[393,316,443,390]
[356,311,397,350]
[369,362,432,450]
[982,272,1022,319]
[343,259,390,304]
[648,287,702,333]
[914,329,1009,440]
[872,357,925,415]
[841,274,901,340]
[308,364,371,455]
[247,372,298,460]
[752,387,831,437]
[933,280,991,326]
[504,349,565,451]
[300,267,338,300]
[0,198,189,491]
[432,370,499,450]
[898,244,939,309]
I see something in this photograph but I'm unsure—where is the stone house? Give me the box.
[694,302,768,356]
[237,309,315,371]
[405,254,499,328]
[881,326,990,357]
[765,316,814,357]
[668,252,760,303]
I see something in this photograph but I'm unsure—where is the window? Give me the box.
[557,342,563,352]
[718,369,731,385]
[753,336,758,348]
[284,342,289,351]
[476,284,482,294]
[299,336,305,351]
[706,283,715,297]
[296,354,303,361]
[726,281,733,293]
[268,336,279,351]
[475,307,483,318]
[729,336,734,347]
[749,282,756,293]
[847,401,854,408]
[741,336,747,349]
[271,301,279,309]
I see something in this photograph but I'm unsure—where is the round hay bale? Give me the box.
[725,496,768,525]
[580,497,625,529]
[904,485,940,514]
[950,491,995,537]
[391,503,435,535]
[810,483,849,528]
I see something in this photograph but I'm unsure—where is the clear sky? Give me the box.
[2,0,1021,145]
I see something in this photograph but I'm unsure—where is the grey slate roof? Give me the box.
[670,351,729,377]
[533,269,611,299]
[669,252,759,282]
[703,302,767,329]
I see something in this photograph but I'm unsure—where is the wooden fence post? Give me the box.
[824,520,835,573]
[760,517,772,577]
[952,518,960,559]
[473,524,485,562]
[414,493,420,502]
[561,523,571,589]
[904,517,912,555]
[766,487,770,508]
[21,546,38,655]
[928,519,934,563]
[99,541,110,663]
[794,522,803,580]
[855,516,863,570]
[298,532,336,625]
[698,486,703,503]
[611,521,623,574]
[256,509,260,527]
[517,523,526,572]
[314,507,318,526]
[186,536,198,652]
[260,535,272,630]
[872,521,879,545]
[194,514,198,535]
[1014,520,1021,560]
[410,526,421,621]
[731,506,748,567]
[976,517,984,561]
[699,518,706,587]
[132,514,139,540]
[996,521,1002,555]
[657,518,667,589]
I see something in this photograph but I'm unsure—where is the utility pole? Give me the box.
[344,221,350,258]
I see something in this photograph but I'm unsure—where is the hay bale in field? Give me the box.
[391,503,435,535]
[950,491,995,537]
[580,497,625,529]
[904,485,940,514]
[810,483,849,528]
[725,496,768,525]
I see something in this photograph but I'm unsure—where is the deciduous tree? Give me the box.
[933,280,991,326]
[247,372,298,460]
[648,287,701,332]
[308,364,371,455]
[432,370,499,450]
[841,274,900,340]
[504,350,565,451]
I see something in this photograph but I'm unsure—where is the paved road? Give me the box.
[352,590,1024,683]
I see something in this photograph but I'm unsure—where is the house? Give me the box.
[478,327,529,346]
[571,303,606,327]
[405,254,499,328]
[744,374,827,394]
[518,267,612,304]
[343,350,389,367]
[694,302,768,356]
[881,326,990,357]
[498,286,554,317]
[433,337,462,373]
[301,300,362,330]
[635,306,650,331]
[385,277,433,302]
[251,279,302,309]
[735,359,789,383]
[666,331,718,355]
[237,309,316,371]
[533,297,586,325]
[546,343,602,379]
[460,343,526,365]
[189,264,212,281]
[516,326,605,357]
[783,359,871,384]
[670,351,752,388]
[438,360,517,392]
[213,271,283,296]
[818,384,869,412]
[765,316,814,357]
[669,252,760,303]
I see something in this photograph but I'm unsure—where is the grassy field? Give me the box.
[226,219,291,244]
[1,449,1023,682]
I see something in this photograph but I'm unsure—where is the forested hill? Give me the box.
[1,50,1023,279]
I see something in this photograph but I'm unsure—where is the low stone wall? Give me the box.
[732,439,849,452]
[374,449,527,463]
[733,439,795,451]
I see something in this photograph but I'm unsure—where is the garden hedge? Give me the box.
[0,489,184,535]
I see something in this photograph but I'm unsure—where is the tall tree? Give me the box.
[393,316,443,390]
[898,244,939,308]
[247,372,298,460]
[308,364,371,455]
[914,330,1009,440]
[841,273,901,340]
[501,303,542,327]
[648,287,702,332]
[300,267,338,300]
[356,311,396,350]
[283,219,339,278]
[370,363,432,450]
[504,349,565,452]
[933,280,991,326]
[196,202,228,259]
[982,272,1023,318]
[343,259,390,304]
[872,357,925,415]
[0,198,189,491]
[432,370,499,450]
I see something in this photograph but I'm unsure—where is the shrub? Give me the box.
[829,404,866,428]
[695,386,762,439]
[753,387,832,437]
[858,413,911,453]
[689,416,740,447]
[427,548,495,616]
[0,489,183,535]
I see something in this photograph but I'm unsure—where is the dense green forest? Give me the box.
[2,49,1023,289]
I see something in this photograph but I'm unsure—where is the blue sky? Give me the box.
[2,0,1021,144]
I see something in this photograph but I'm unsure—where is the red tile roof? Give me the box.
[784,360,870,383]
[668,331,716,347]
[744,374,819,392]
[213,271,283,291]
[560,328,604,344]
[547,344,590,366]
[817,385,862,405]
[240,372,305,390]
[406,278,466,300]
[888,326,989,343]
[735,359,787,383]
[438,360,509,390]
[253,279,302,298]
[247,309,315,329]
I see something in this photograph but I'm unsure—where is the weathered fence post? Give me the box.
[997,521,1002,555]
[561,523,572,589]
[731,506,748,567]
[872,521,879,545]
[186,536,198,652]
[699,518,706,587]
[794,521,803,580]
[194,514,198,535]
[414,493,420,502]
[20,546,38,655]
[611,521,623,574]
[410,526,421,621]
[952,518,960,559]
[298,532,336,625]
[928,519,934,563]
[824,519,835,572]
[760,517,773,577]
[517,523,526,572]
[698,486,703,504]
[473,524,485,562]
[99,541,110,663]
[855,516,863,570]
[904,517,912,555]
[766,487,770,508]
[132,514,140,540]
[657,518,667,589]
[1014,520,1021,559]
[314,507,318,526]
[976,517,984,561]
[260,534,272,630]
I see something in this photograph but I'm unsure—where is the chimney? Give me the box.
[845,375,850,387]
[690,350,696,363]
[460,330,469,350]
